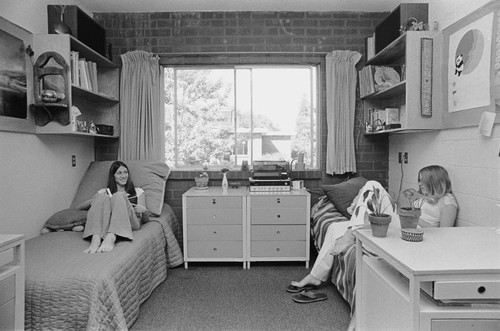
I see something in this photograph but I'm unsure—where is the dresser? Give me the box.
[0,234,25,331]
[247,190,310,269]
[354,227,500,331]
[182,187,247,269]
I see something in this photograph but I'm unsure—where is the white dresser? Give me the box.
[247,189,310,269]
[182,187,247,269]
[0,234,25,331]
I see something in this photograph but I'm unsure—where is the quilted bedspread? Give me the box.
[25,203,183,331]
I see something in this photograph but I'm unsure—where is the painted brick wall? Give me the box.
[93,11,389,219]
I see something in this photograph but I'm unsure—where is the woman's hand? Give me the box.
[132,203,148,215]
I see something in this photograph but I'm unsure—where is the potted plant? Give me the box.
[398,189,424,229]
[355,185,396,237]
[194,171,209,189]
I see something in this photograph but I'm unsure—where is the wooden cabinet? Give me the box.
[0,234,25,331]
[361,30,442,135]
[31,34,119,137]
[354,227,500,331]
[182,187,247,269]
[247,190,310,268]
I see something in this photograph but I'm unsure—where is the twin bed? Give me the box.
[24,161,183,330]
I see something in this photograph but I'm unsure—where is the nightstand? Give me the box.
[0,234,25,331]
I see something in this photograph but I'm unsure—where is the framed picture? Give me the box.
[0,16,34,133]
[442,1,500,129]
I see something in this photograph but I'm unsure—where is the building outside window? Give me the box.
[164,65,319,170]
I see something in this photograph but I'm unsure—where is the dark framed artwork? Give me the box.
[0,16,34,133]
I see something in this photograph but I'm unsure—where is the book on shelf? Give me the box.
[73,57,99,93]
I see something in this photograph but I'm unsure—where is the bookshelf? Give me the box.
[30,34,119,137]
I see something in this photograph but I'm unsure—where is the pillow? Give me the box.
[44,208,88,231]
[70,160,170,216]
[321,176,368,219]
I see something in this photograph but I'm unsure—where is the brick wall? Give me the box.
[93,10,389,219]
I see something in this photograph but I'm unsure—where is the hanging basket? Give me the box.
[368,214,392,238]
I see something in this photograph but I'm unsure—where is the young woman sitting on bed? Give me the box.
[289,164,458,291]
[83,161,149,254]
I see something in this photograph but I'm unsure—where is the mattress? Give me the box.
[25,203,183,331]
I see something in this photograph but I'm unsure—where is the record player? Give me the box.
[249,161,290,191]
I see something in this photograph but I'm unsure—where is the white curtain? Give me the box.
[119,50,164,161]
[325,50,361,175]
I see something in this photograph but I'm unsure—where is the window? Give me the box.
[164,65,319,169]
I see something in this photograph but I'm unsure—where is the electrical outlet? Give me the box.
[398,152,403,164]
[72,155,76,167]
[403,152,408,164]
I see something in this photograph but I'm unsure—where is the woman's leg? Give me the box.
[83,193,112,254]
[98,192,140,252]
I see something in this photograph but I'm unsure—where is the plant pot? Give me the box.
[368,214,392,238]
[194,177,209,189]
[398,207,421,229]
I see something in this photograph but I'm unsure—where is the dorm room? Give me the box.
[1,0,499,330]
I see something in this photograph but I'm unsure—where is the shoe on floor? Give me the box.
[292,291,328,303]
[286,284,319,293]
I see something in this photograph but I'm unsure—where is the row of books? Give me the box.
[359,65,378,98]
[70,51,99,93]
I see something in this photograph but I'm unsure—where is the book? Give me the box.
[127,195,137,204]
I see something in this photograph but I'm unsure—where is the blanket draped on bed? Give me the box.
[25,203,183,331]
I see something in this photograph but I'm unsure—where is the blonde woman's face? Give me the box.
[114,166,129,186]
[418,175,428,196]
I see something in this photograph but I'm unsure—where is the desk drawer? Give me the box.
[186,208,242,225]
[0,275,15,307]
[251,208,306,224]
[251,225,305,241]
[187,241,242,258]
[251,241,305,257]
[186,196,242,209]
[251,196,305,209]
[188,225,242,241]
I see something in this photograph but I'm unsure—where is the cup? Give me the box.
[291,180,304,190]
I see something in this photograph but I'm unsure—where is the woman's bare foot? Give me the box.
[97,233,116,253]
[83,234,101,254]
[291,273,322,288]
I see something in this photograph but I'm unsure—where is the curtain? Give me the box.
[325,50,361,175]
[119,50,164,161]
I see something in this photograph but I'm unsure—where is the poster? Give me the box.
[0,28,27,119]
[448,12,493,113]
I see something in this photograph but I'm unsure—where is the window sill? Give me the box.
[169,169,322,180]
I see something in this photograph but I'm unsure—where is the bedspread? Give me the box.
[25,203,183,331]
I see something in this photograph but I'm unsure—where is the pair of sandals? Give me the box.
[286,284,328,303]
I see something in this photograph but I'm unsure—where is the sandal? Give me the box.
[292,291,328,303]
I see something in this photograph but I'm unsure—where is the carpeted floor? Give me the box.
[131,262,351,331]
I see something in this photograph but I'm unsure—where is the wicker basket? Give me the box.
[401,228,424,242]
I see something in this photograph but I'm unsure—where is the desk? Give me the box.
[354,227,500,331]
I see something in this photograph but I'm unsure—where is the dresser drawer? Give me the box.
[251,208,307,225]
[251,241,306,257]
[250,196,305,209]
[0,298,15,331]
[186,208,242,225]
[186,196,242,209]
[187,241,243,258]
[251,225,305,241]
[0,275,15,307]
[188,225,242,241]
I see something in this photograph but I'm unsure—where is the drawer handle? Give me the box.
[277,214,281,218]
[212,215,217,219]
[276,248,280,252]
[276,231,280,235]
[478,286,486,294]
[213,247,217,251]
[213,231,217,235]
[276,198,281,204]
[212,199,216,204]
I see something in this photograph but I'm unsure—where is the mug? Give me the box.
[291,180,304,190]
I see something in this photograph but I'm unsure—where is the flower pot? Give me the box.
[194,177,209,189]
[368,214,392,238]
[398,207,421,229]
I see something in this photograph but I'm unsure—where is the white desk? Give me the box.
[354,227,500,331]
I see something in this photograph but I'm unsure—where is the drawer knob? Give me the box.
[276,198,281,204]
[212,199,216,204]
[213,231,217,234]
[478,286,486,294]
[212,215,216,219]
[277,214,281,218]
[276,231,280,235]
[276,248,280,252]
[213,247,217,251]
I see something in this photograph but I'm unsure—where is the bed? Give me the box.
[24,160,183,331]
